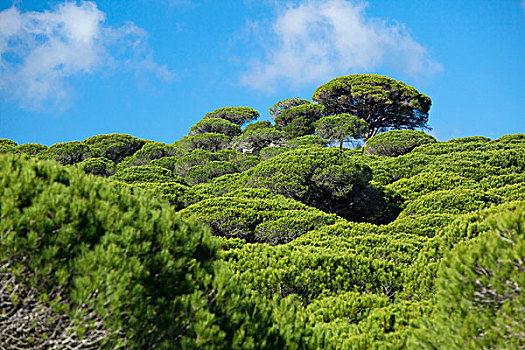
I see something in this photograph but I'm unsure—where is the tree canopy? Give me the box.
[315,113,367,149]
[269,97,310,119]
[204,107,259,126]
[312,74,431,140]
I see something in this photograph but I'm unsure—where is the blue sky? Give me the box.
[1,0,524,146]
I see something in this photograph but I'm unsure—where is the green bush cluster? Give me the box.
[364,130,436,156]
[1,114,524,347]
[0,154,291,348]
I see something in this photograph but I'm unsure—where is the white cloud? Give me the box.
[240,0,442,91]
[0,2,173,110]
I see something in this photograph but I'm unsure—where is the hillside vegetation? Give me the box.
[1,74,524,349]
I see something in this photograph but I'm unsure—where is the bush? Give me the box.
[77,157,116,177]
[0,139,17,154]
[259,146,292,160]
[175,133,230,152]
[286,135,328,148]
[241,147,399,223]
[386,172,477,201]
[399,189,501,217]
[185,161,238,185]
[233,127,285,154]
[274,104,325,130]
[41,141,94,165]
[364,130,436,157]
[112,165,181,184]
[269,97,310,119]
[180,194,337,244]
[204,107,259,126]
[414,203,525,349]
[118,141,182,168]
[189,118,242,138]
[81,134,145,163]
[173,149,217,177]
[0,154,283,348]
[17,143,48,155]
[149,156,179,172]
[243,121,272,133]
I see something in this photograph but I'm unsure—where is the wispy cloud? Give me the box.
[0,1,173,110]
[240,0,442,92]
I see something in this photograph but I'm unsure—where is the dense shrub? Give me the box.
[112,165,182,184]
[286,135,327,148]
[42,141,94,165]
[189,118,242,138]
[269,97,310,119]
[174,149,217,177]
[233,127,285,154]
[176,133,230,152]
[241,147,399,223]
[77,157,116,177]
[274,104,326,130]
[180,195,335,243]
[386,172,477,201]
[243,121,272,133]
[149,156,179,172]
[259,146,292,160]
[399,189,501,217]
[185,161,238,185]
[0,155,284,348]
[16,143,48,155]
[493,133,525,144]
[204,107,259,126]
[118,141,182,168]
[0,139,17,154]
[364,130,436,157]
[414,203,525,349]
[81,134,145,163]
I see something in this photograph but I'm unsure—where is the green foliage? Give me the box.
[241,147,399,223]
[274,104,326,139]
[189,118,242,138]
[312,74,431,139]
[149,156,178,172]
[176,132,231,152]
[0,155,285,348]
[399,189,501,217]
[414,204,525,349]
[243,121,272,133]
[81,134,145,163]
[386,172,477,201]
[366,147,525,185]
[185,161,238,185]
[233,127,285,154]
[286,135,328,148]
[204,107,259,126]
[41,141,94,165]
[128,181,192,210]
[112,165,184,184]
[493,133,525,144]
[315,113,367,149]
[77,157,116,177]
[180,194,336,244]
[269,97,310,119]
[174,149,217,177]
[260,146,293,160]
[118,141,182,168]
[16,143,48,155]
[365,130,436,156]
[0,139,18,154]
